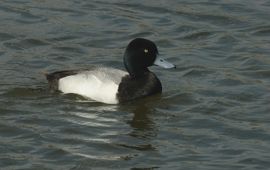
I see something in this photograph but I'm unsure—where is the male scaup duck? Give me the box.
[46,38,175,104]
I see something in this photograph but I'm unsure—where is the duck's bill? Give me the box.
[154,56,176,69]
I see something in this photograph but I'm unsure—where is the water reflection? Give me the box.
[127,103,157,139]
[67,99,158,141]
[55,101,160,164]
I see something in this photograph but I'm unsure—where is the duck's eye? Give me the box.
[144,49,149,53]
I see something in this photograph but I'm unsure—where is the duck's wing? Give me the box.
[54,67,128,104]
[92,67,127,85]
[46,67,128,98]
[46,69,88,91]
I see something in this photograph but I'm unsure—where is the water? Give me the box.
[0,0,270,169]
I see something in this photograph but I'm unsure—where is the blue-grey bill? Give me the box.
[154,56,176,69]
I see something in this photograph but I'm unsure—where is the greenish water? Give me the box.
[0,0,270,169]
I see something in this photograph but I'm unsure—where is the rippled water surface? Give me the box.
[1,0,270,169]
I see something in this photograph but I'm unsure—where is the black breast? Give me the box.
[117,72,162,103]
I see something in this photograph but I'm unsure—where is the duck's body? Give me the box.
[46,38,175,104]
[47,67,127,104]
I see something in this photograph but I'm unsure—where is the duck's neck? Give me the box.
[129,68,150,78]
[124,57,149,78]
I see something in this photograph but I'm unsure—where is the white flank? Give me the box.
[58,68,127,104]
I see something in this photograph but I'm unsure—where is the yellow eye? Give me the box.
[144,49,149,53]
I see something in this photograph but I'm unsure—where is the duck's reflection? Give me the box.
[117,99,160,152]
[67,97,159,137]
[127,103,157,139]
[68,97,160,151]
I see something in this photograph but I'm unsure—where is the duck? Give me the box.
[46,38,175,104]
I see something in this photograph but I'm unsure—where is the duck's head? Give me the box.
[124,38,175,77]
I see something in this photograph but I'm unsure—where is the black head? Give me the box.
[124,38,159,77]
